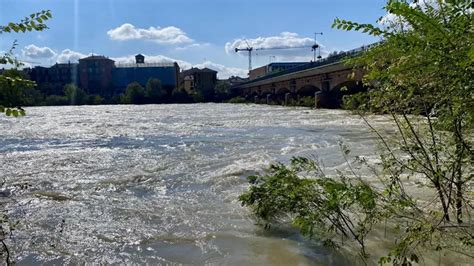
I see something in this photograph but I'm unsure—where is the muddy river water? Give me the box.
[0,104,393,265]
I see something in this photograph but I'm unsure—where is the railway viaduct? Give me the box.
[233,45,372,108]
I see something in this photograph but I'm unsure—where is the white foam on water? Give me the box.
[0,104,388,265]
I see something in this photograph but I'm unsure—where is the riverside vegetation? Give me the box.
[240,0,473,264]
[0,11,52,117]
[0,73,238,106]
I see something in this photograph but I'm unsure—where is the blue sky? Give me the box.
[0,0,386,78]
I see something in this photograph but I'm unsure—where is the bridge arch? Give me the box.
[297,84,321,96]
[329,80,368,108]
[267,87,289,105]
[275,87,290,95]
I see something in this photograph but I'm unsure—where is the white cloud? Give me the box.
[22,44,57,59]
[175,43,211,51]
[56,49,88,63]
[21,45,89,64]
[107,23,193,44]
[225,32,315,53]
[225,32,326,62]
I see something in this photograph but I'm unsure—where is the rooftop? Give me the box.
[115,62,176,68]
[79,55,114,62]
[51,62,79,68]
[181,67,218,76]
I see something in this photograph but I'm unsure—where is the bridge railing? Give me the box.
[236,42,379,87]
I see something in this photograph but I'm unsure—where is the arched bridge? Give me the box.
[234,44,374,108]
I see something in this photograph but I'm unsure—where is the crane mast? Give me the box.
[234,47,253,72]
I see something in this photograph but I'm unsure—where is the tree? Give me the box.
[214,81,231,102]
[192,91,205,103]
[170,88,193,103]
[88,95,104,105]
[335,0,473,223]
[145,78,165,103]
[64,84,88,105]
[43,95,68,106]
[37,82,54,96]
[0,69,31,116]
[0,10,52,116]
[122,82,146,104]
[240,0,473,264]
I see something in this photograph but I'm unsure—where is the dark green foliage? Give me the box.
[0,10,51,34]
[333,17,386,36]
[0,10,52,117]
[121,82,146,104]
[36,82,55,96]
[240,157,379,259]
[341,0,474,261]
[64,84,88,105]
[191,91,205,103]
[342,92,375,112]
[297,96,315,107]
[145,78,165,103]
[43,95,69,106]
[353,0,474,261]
[227,96,247,104]
[335,0,473,227]
[214,81,232,102]
[88,95,103,105]
[170,89,193,103]
[21,87,45,106]
[0,69,34,116]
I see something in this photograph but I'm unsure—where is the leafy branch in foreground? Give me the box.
[239,156,380,259]
[339,0,473,224]
[0,10,51,34]
[0,69,34,117]
[0,10,52,117]
[336,0,473,227]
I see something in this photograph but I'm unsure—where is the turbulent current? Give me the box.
[0,104,388,265]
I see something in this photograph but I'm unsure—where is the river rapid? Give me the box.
[0,104,389,265]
